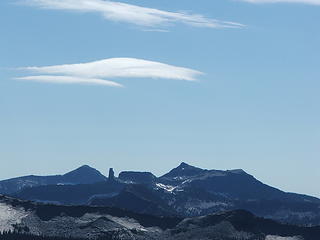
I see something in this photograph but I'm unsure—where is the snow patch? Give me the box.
[182,179,192,185]
[107,215,148,231]
[265,236,303,240]
[0,203,29,232]
[155,183,177,193]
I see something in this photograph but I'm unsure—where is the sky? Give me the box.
[0,0,319,198]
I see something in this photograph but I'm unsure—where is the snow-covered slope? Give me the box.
[0,201,29,232]
[1,195,320,240]
[0,195,171,239]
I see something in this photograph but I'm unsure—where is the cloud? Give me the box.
[240,0,320,5]
[17,58,203,87]
[20,0,245,29]
[16,75,124,87]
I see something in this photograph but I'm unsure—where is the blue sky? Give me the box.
[0,0,319,197]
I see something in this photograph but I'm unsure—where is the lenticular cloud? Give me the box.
[16,75,124,87]
[16,58,203,87]
[22,0,244,29]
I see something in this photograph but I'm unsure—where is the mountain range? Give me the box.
[1,163,319,227]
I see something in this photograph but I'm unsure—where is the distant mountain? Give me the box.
[156,163,320,226]
[0,165,107,194]
[4,163,320,226]
[62,165,107,184]
[1,195,319,240]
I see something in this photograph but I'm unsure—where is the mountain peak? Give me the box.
[177,162,203,170]
[161,162,205,179]
[178,162,192,168]
[78,164,92,170]
[67,165,97,174]
[63,165,107,184]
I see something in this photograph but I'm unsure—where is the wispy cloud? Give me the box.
[16,58,203,87]
[20,0,245,29]
[240,0,320,5]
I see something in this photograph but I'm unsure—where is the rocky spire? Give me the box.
[108,168,115,181]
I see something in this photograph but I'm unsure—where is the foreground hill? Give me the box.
[0,232,80,240]
[0,195,319,240]
[3,163,320,226]
[0,195,177,240]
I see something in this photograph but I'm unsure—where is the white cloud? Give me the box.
[240,0,320,5]
[16,75,124,87]
[17,58,203,87]
[20,0,245,29]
